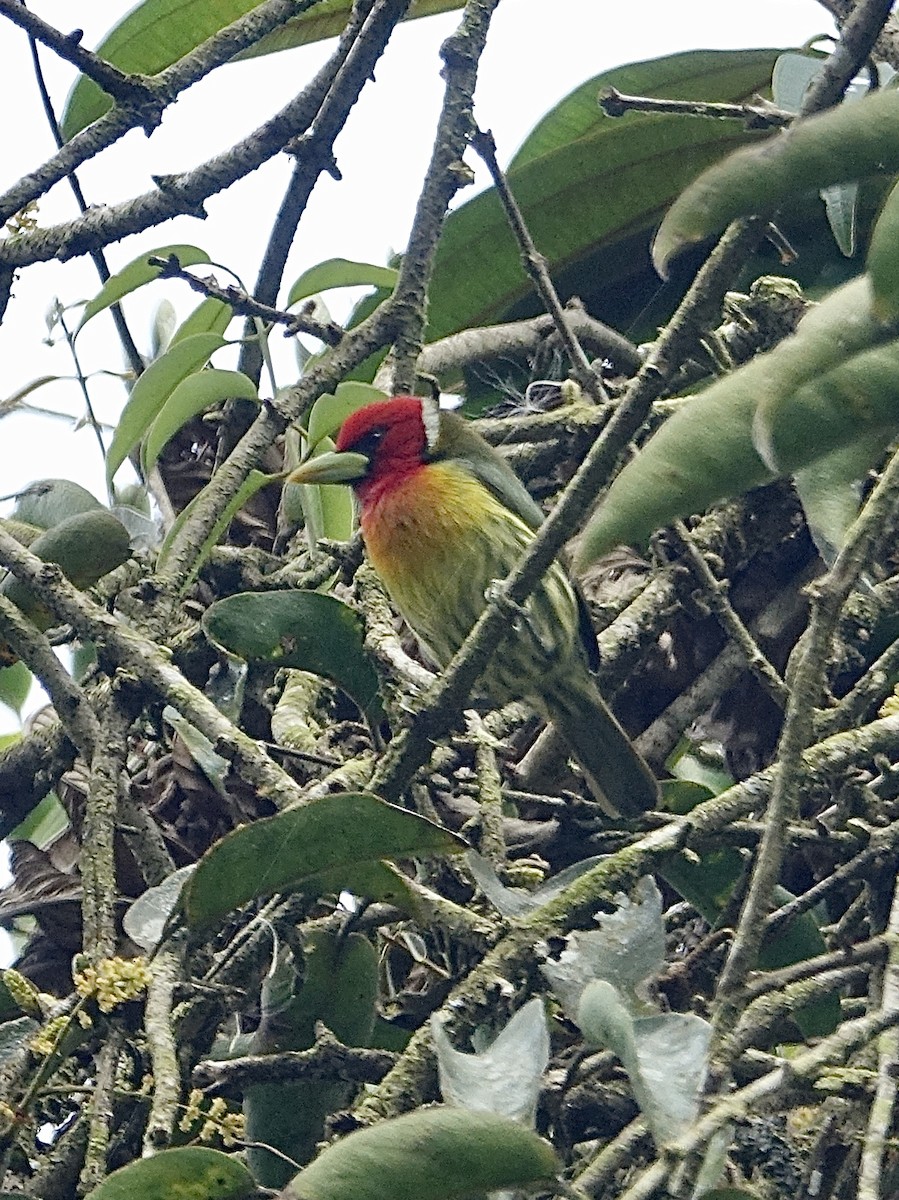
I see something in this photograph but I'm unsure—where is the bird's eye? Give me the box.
[352,428,386,458]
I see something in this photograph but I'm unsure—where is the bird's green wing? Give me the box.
[435,412,545,530]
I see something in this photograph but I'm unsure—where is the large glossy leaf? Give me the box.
[83,1147,254,1200]
[182,791,465,927]
[203,590,384,723]
[425,49,781,343]
[279,1107,558,1200]
[61,1,466,140]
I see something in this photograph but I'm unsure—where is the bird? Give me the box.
[288,395,658,817]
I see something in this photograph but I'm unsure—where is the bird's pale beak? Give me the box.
[285,450,370,486]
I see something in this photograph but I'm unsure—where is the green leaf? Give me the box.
[246,930,379,1185]
[0,662,31,716]
[13,479,103,529]
[653,87,899,277]
[123,865,196,952]
[793,435,884,563]
[280,1107,558,1200]
[181,792,465,928]
[77,245,211,331]
[9,793,70,848]
[307,382,387,449]
[574,275,890,568]
[754,336,899,477]
[661,849,839,1037]
[426,49,781,343]
[868,178,899,319]
[292,434,358,545]
[202,590,384,724]
[105,332,226,485]
[287,259,398,308]
[61,1,466,141]
[82,1146,254,1200]
[0,510,132,629]
[170,297,234,345]
[141,369,258,477]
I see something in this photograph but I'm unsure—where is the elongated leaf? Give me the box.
[868,177,899,319]
[141,369,258,476]
[106,332,226,485]
[574,275,889,568]
[793,435,884,563]
[83,1146,254,1200]
[203,590,384,723]
[280,1107,558,1200]
[61,1,465,141]
[182,792,464,927]
[170,297,233,345]
[426,49,780,343]
[653,87,899,276]
[287,259,398,308]
[307,382,387,449]
[754,337,899,476]
[77,245,210,331]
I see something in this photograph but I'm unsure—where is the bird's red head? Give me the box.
[335,396,438,504]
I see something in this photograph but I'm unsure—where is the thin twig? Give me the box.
[150,257,344,344]
[666,519,790,709]
[858,867,899,1199]
[78,1028,124,1195]
[26,26,144,376]
[800,0,896,114]
[235,0,387,388]
[0,1,156,107]
[82,702,128,962]
[471,127,608,403]
[389,0,502,393]
[599,86,792,128]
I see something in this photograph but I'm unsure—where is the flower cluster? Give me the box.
[179,1088,245,1147]
[74,956,151,1013]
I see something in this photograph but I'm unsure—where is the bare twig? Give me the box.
[599,86,792,128]
[470,127,608,403]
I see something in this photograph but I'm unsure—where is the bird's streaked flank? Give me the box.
[289,396,658,817]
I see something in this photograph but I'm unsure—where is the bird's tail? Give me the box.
[539,675,659,818]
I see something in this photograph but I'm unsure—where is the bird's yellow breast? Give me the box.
[359,460,579,678]
[360,462,532,664]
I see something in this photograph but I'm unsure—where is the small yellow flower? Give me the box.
[75,957,151,1013]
